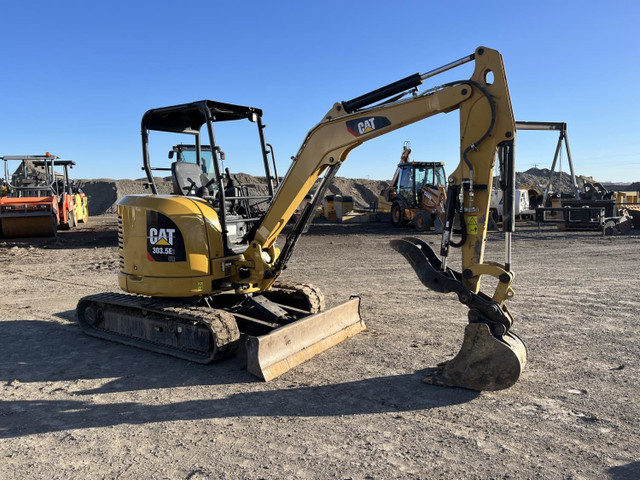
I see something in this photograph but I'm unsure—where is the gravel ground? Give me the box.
[1,216,639,479]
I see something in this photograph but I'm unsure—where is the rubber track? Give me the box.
[77,292,240,363]
[269,281,326,313]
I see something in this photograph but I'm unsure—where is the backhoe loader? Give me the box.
[77,46,527,390]
[381,142,447,232]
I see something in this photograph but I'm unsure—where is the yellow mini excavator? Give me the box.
[77,46,527,390]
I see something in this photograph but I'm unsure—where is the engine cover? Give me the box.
[117,194,226,297]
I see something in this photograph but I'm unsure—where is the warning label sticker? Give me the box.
[467,215,479,235]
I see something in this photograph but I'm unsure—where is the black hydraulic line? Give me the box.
[440,184,463,257]
[449,211,467,248]
[341,73,423,113]
[500,141,516,234]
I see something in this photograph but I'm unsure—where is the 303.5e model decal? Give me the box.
[146,211,186,262]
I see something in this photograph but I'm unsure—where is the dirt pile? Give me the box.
[517,168,640,195]
[80,175,390,215]
[517,167,581,193]
[324,177,390,209]
[604,181,640,192]
[81,178,174,215]
[80,168,637,216]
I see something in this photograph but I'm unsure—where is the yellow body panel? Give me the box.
[74,193,89,223]
[117,194,231,297]
[91,47,525,387]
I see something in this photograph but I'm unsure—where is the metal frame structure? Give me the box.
[515,121,580,202]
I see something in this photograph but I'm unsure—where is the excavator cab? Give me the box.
[141,101,281,248]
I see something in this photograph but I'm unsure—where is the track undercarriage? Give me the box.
[77,282,365,381]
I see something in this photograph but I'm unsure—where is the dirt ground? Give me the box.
[1,216,639,479]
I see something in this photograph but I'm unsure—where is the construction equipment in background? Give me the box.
[489,187,533,225]
[1,154,60,237]
[78,46,526,390]
[37,158,89,230]
[168,143,278,217]
[380,142,447,232]
[0,154,88,238]
[515,122,633,234]
[515,121,580,204]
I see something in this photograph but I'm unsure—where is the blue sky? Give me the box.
[1,1,638,182]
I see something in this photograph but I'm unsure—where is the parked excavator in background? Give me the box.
[0,154,88,238]
[77,46,527,391]
[380,142,447,232]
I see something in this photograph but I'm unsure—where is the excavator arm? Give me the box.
[242,46,527,390]
[243,47,513,291]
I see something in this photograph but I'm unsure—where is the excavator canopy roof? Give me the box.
[142,100,263,134]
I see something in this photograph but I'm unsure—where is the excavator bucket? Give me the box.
[390,237,527,391]
[245,297,365,381]
[423,323,526,391]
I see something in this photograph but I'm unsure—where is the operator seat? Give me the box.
[171,162,210,196]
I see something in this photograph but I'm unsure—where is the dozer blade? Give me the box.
[390,237,527,391]
[423,322,527,391]
[245,297,365,381]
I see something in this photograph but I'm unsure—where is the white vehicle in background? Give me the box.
[490,188,532,223]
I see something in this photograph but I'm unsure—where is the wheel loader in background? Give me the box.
[0,154,88,238]
[77,46,527,391]
[381,141,447,232]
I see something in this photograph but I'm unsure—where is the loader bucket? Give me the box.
[423,322,526,391]
[245,297,365,381]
